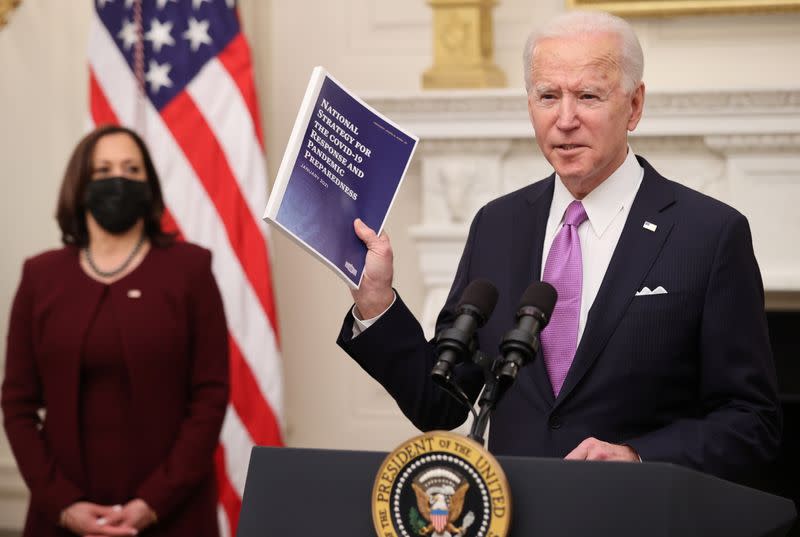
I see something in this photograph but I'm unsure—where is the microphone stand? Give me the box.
[467,325,540,445]
[431,349,496,442]
[467,354,504,445]
[467,366,501,446]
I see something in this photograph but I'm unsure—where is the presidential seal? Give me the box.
[372,431,511,537]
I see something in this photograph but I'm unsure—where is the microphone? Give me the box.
[431,279,498,385]
[496,282,557,382]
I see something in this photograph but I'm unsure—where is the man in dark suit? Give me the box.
[337,11,780,484]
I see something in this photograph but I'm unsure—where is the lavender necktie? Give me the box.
[540,200,588,396]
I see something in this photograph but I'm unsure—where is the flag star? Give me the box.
[125,0,135,7]
[183,17,213,52]
[226,0,235,8]
[145,18,175,53]
[192,0,211,9]
[97,0,114,8]
[156,0,178,9]
[145,60,173,93]
[117,19,139,51]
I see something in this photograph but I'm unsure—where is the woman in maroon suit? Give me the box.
[2,125,229,536]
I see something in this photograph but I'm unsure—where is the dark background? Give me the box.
[767,310,800,536]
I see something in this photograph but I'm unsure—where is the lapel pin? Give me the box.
[127,289,142,299]
[643,221,657,232]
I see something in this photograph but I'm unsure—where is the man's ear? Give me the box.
[627,82,645,132]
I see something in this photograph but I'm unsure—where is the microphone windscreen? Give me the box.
[520,281,558,317]
[457,279,499,320]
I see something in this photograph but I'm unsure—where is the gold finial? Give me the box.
[0,0,21,30]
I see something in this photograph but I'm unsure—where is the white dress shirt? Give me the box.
[542,148,643,345]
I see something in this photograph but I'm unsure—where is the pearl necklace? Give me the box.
[84,234,146,279]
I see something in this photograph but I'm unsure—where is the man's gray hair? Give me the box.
[522,11,644,94]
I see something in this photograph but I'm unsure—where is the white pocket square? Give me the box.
[635,286,668,296]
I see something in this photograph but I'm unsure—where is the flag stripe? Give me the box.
[214,444,242,535]
[89,69,119,125]
[184,58,279,339]
[160,206,186,241]
[229,338,282,445]
[219,405,253,497]
[216,33,265,151]
[186,57,267,229]
[217,507,231,537]
[160,91,277,333]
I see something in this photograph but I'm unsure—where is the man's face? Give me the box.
[527,33,644,198]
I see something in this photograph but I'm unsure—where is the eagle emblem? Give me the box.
[411,468,475,536]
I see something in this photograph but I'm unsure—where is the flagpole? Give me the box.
[133,0,146,135]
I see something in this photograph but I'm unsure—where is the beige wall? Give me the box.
[0,0,799,529]
[0,1,94,525]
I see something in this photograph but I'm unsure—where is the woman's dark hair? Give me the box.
[56,124,175,247]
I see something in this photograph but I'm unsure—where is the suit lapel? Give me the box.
[510,176,558,407]
[554,158,676,407]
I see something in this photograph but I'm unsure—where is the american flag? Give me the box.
[88,0,283,534]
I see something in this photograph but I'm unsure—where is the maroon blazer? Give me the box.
[2,242,229,536]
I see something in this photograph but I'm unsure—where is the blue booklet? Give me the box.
[264,67,418,288]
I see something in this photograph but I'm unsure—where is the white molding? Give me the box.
[346,0,430,54]
[364,89,800,139]
[705,134,800,153]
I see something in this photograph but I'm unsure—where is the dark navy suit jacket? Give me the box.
[338,156,781,484]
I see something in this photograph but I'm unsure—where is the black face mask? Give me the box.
[84,176,153,235]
